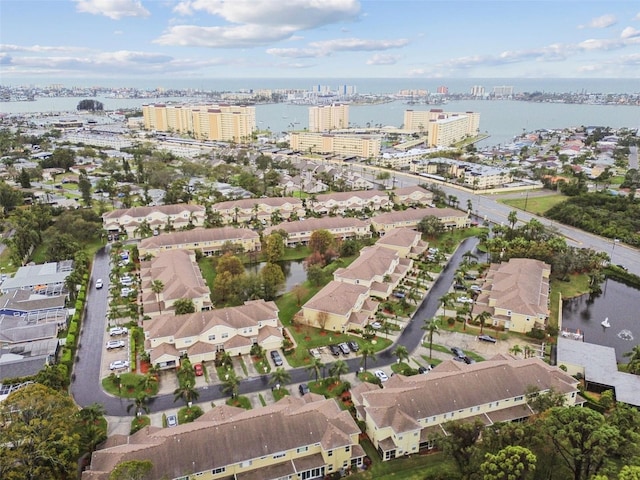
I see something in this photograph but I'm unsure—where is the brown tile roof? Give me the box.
[264,217,369,236]
[302,281,369,316]
[213,197,302,211]
[139,227,259,250]
[372,207,466,226]
[375,228,422,249]
[103,204,204,220]
[334,246,399,282]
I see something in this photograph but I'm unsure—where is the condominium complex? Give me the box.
[289,132,381,158]
[308,104,350,132]
[142,103,256,142]
[403,109,481,147]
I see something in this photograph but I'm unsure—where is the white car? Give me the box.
[106,340,126,350]
[374,370,389,382]
[369,322,382,330]
[109,360,130,370]
[109,326,128,336]
[120,287,133,297]
[95,278,103,289]
[456,296,474,304]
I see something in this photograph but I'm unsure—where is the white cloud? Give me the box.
[579,14,617,29]
[159,0,361,48]
[266,48,323,59]
[309,38,408,52]
[621,26,640,39]
[0,44,89,54]
[366,54,399,65]
[74,0,150,20]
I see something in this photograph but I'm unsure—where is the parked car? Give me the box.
[463,356,476,364]
[418,365,432,374]
[329,344,341,356]
[456,296,474,304]
[194,363,204,376]
[451,346,465,358]
[374,370,389,382]
[95,278,103,289]
[270,350,283,366]
[478,334,497,343]
[109,326,128,336]
[309,348,321,359]
[464,273,477,280]
[120,287,133,297]
[105,340,125,350]
[347,341,359,352]
[470,285,482,292]
[369,322,382,330]
[393,291,406,299]
[299,383,310,395]
[109,360,130,370]
[338,343,350,356]
[167,415,178,428]
[453,283,467,291]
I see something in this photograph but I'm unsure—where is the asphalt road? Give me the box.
[71,238,476,416]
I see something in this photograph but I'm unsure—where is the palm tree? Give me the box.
[127,394,150,417]
[306,357,324,382]
[173,382,199,406]
[474,311,492,335]
[138,373,158,393]
[509,344,523,357]
[269,367,291,389]
[220,371,240,398]
[329,359,349,382]
[623,345,640,375]
[360,345,376,372]
[440,292,457,318]
[393,345,409,365]
[507,210,518,231]
[150,280,164,314]
[421,319,440,359]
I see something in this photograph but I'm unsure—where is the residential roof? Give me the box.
[302,281,369,317]
[213,197,302,211]
[372,207,466,226]
[264,217,369,236]
[334,246,399,283]
[102,203,204,220]
[139,226,259,250]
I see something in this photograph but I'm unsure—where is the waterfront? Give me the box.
[561,279,640,363]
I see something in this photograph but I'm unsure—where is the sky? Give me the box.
[1,0,640,84]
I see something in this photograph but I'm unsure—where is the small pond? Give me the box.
[246,260,307,293]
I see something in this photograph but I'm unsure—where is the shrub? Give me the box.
[66,333,76,346]
[130,415,150,434]
[526,327,546,340]
[68,321,78,335]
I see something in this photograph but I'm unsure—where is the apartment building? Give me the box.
[472,258,550,334]
[213,197,304,224]
[289,132,382,158]
[391,186,434,207]
[138,227,260,257]
[403,109,481,147]
[371,207,469,233]
[375,228,428,258]
[143,299,282,368]
[102,204,206,238]
[315,190,391,215]
[82,396,364,480]
[309,103,349,132]
[139,249,212,317]
[352,356,581,461]
[263,217,371,247]
[410,158,513,189]
[142,103,256,142]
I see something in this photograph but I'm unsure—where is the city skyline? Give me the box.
[1,1,640,83]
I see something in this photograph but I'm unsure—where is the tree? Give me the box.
[329,359,349,381]
[269,367,291,388]
[220,371,240,398]
[0,383,81,480]
[360,345,376,371]
[216,253,245,277]
[173,382,199,406]
[35,363,69,390]
[393,345,409,364]
[78,170,92,206]
[543,407,621,480]
[525,387,567,414]
[417,215,445,238]
[623,345,640,375]
[264,232,285,263]
[0,181,23,212]
[481,446,537,480]
[174,298,195,315]
[18,168,31,188]
[509,344,523,357]
[261,262,285,300]
[150,280,164,314]
[109,460,153,480]
[421,318,440,359]
[474,311,492,335]
[309,229,335,255]
[77,99,104,111]
[77,403,107,455]
[291,283,309,306]
[306,264,325,286]
[306,357,324,382]
[438,419,485,479]
[127,394,150,417]
[508,209,519,231]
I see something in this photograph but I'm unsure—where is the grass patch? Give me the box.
[258,394,267,407]
[427,226,487,254]
[272,387,290,401]
[350,451,458,480]
[549,273,590,328]
[501,193,567,215]
[177,405,203,424]
[101,372,159,398]
[226,395,252,409]
[308,378,350,399]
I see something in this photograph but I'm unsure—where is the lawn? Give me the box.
[226,395,252,409]
[350,450,458,480]
[501,193,567,215]
[426,226,488,253]
[101,372,159,398]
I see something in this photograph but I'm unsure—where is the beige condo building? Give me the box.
[142,103,256,142]
[309,103,349,132]
[290,132,381,158]
[403,109,480,147]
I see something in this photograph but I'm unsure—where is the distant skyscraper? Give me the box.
[338,85,357,95]
[492,86,514,97]
[471,85,485,97]
[308,104,350,132]
[437,86,449,95]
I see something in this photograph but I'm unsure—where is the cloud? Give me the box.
[0,44,90,54]
[309,37,408,52]
[74,0,150,20]
[162,0,361,48]
[265,47,323,59]
[621,26,640,39]
[366,54,399,65]
[579,14,617,29]
[114,30,124,35]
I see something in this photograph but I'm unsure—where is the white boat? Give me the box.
[601,317,611,328]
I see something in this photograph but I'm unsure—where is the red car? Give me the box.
[194,364,204,376]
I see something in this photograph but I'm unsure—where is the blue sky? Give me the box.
[1,0,639,83]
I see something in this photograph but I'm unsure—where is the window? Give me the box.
[296,446,309,454]
[221,333,229,339]
[240,460,252,468]
[208,334,216,341]
[327,450,333,456]
[273,452,285,459]
[345,446,350,452]
[211,467,226,475]
[514,396,524,401]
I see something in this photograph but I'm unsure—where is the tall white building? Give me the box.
[308,103,350,132]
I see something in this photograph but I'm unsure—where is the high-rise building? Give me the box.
[437,85,449,94]
[403,109,480,147]
[142,104,256,142]
[471,85,485,97]
[308,103,350,132]
[290,132,381,157]
[492,85,514,97]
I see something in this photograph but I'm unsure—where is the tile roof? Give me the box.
[139,227,259,250]
[302,281,369,317]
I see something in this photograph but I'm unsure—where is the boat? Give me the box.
[601,317,611,328]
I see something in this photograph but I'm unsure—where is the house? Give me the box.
[82,395,364,480]
[371,207,469,233]
[472,258,550,333]
[351,356,582,461]
[139,250,212,317]
[391,186,434,207]
[213,197,304,224]
[375,228,428,259]
[102,204,206,238]
[1,261,73,296]
[264,217,371,247]
[138,227,261,257]
[315,190,391,215]
[144,300,283,369]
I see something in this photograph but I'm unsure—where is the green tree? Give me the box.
[474,310,492,335]
[0,383,81,480]
[309,229,335,255]
[260,262,285,300]
[393,345,409,364]
[525,386,566,414]
[216,252,245,277]
[264,232,285,263]
[77,403,107,455]
[0,181,23,212]
[306,264,325,286]
[221,371,240,398]
[360,345,376,371]
[78,170,92,206]
[417,215,445,238]
[173,382,199,406]
[174,298,195,315]
[481,445,537,480]
[421,318,440,359]
[109,460,153,480]
[150,280,164,314]
[35,363,69,390]
[269,367,291,388]
[329,359,349,381]
[438,419,485,479]
[127,394,150,417]
[623,345,640,375]
[18,168,31,188]
[306,357,324,382]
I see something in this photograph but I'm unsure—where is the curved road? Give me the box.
[71,238,478,416]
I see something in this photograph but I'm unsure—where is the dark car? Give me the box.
[478,334,497,343]
[299,383,310,395]
[329,344,341,356]
[347,341,359,352]
[338,343,350,356]
[418,365,432,374]
[463,356,476,364]
[270,350,283,366]
[451,346,465,358]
